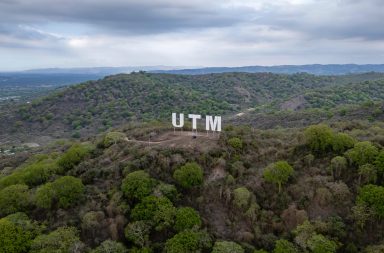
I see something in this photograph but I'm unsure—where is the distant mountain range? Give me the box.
[151,64,384,75]
[18,66,196,75]
[5,64,384,76]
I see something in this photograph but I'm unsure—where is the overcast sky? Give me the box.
[1,0,383,71]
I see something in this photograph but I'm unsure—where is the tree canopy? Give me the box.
[263,161,294,192]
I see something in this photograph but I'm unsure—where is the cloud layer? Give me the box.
[0,0,383,70]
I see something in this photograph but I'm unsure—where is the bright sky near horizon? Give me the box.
[0,0,383,71]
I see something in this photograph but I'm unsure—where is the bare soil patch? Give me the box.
[126,131,220,151]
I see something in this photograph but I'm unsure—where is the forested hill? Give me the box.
[3,72,384,253]
[2,71,384,142]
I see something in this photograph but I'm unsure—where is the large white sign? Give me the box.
[172,113,221,132]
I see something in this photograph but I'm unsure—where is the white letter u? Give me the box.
[172,113,184,128]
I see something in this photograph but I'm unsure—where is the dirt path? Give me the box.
[125,131,220,151]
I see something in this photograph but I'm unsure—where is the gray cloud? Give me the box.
[254,0,384,41]
[1,0,383,39]
[0,0,383,70]
[0,0,250,34]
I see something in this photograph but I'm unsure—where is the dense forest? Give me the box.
[2,72,384,252]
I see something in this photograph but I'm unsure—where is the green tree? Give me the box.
[91,240,127,253]
[154,183,178,202]
[351,203,374,230]
[294,220,316,249]
[81,211,105,239]
[307,234,337,253]
[263,161,294,192]
[273,239,298,253]
[129,247,152,253]
[358,164,377,185]
[331,133,355,154]
[20,159,59,187]
[57,143,92,171]
[0,184,29,217]
[345,141,378,166]
[124,221,151,248]
[357,184,384,218]
[131,196,175,231]
[121,170,155,201]
[52,176,84,208]
[30,227,83,253]
[35,176,84,209]
[212,241,244,253]
[0,157,59,190]
[304,124,333,154]
[0,216,34,253]
[174,207,202,232]
[330,156,347,179]
[173,162,203,189]
[374,150,384,175]
[164,229,211,253]
[233,187,251,209]
[364,244,384,253]
[34,183,55,209]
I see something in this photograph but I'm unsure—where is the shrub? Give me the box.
[103,132,126,147]
[164,229,211,253]
[231,161,246,178]
[263,161,294,192]
[91,240,127,253]
[174,207,202,232]
[121,170,155,201]
[212,241,244,253]
[0,184,29,217]
[345,141,378,166]
[30,227,83,253]
[35,176,84,209]
[173,162,203,189]
[233,187,251,209]
[57,143,93,171]
[228,137,243,150]
[304,124,333,154]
